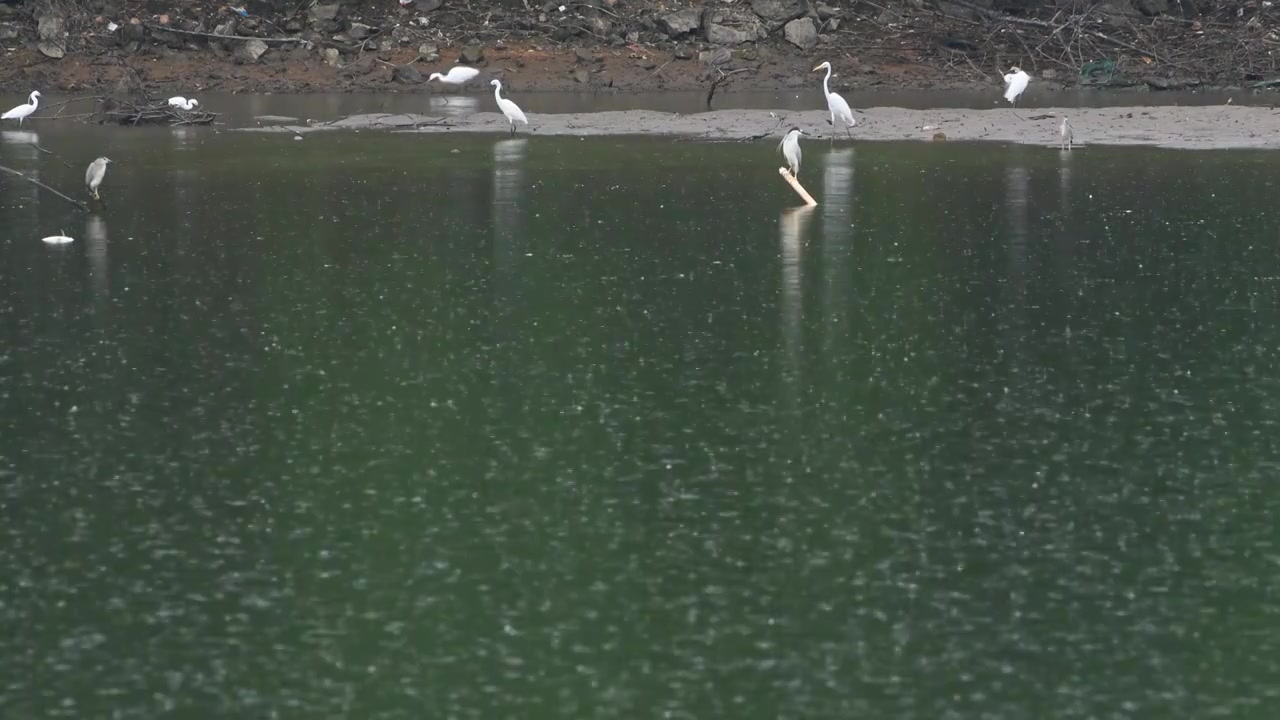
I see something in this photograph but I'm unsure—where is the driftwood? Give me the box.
[0,164,89,211]
[142,23,314,45]
[103,99,219,126]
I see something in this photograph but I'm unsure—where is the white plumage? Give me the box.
[490,79,528,135]
[429,66,481,87]
[779,127,804,178]
[1060,116,1073,150]
[42,231,74,245]
[1003,67,1030,107]
[167,96,199,110]
[86,157,112,200]
[2,91,42,126]
[812,62,855,139]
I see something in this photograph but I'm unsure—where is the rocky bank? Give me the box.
[0,0,1276,97]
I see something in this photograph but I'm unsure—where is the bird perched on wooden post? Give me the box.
[779,127,804,178]
[1060,116,1073,150]
[85,157,112,201]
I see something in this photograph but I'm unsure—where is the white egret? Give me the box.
[490,79,528,135]
[85,157,112,200]
[429,66,481,89]
[167,96,199,110]
[2,91,42,126]
[811,62,855,140]
[779,127,804,178]
[1060,116,1073,150]
[1003,66,1030,109]
[42,231,74,244]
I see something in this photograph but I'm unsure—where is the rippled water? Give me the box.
[3,125,1280,718]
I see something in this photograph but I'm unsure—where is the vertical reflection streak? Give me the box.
[85,216,109,305]
[780,206,815,413]
[821,149,855,358]
[492,138,528,350]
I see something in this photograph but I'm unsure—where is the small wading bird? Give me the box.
[490,79,528,135]
[779,127,804,178]
[811,62,856,141]
[1003,66,1030,111]
[1060,116,1073,150]
[86,157,112,201]
[429,66,481,90]
[167,96,199,111]
[2,91,42,126]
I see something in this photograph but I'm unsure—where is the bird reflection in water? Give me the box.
[85,215,109,302]
[821,148,855,353]
[428,95,479,118]
[779,205,815,408]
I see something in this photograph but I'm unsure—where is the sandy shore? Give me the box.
[241,105,1280,150]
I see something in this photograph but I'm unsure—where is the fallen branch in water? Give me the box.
[706,67,751,109]
[0,164,89,211]
[32,144,73,169]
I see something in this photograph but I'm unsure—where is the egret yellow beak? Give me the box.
[811,64,823,72]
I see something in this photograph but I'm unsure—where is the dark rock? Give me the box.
[815,2,842,18]
[706,9,764,46]
[1143,75,1171,89]
[575,47,595,64]
[828,18,840,30]
[348,23,374,40]
[1134,0,1168,14]
[673,44,693,60]
[0,25,18,41]
[152,28,184,49]
[699,47,732,66]
[572,68,589,83]
[460,42,484,63]
[707,24,752,46]
[284,18,304,33]
[658,9,702,37]
[419,0,443,10]
[308,3,340,22]
[635,59,656,70]
[550,26,576,41]
[859,64,875,74]
[783,17,817,50]
[749,0,806,24]
[236,38,269,63]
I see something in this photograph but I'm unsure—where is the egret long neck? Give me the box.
[822,66,832,97]
[29,92,38,106]
[493,83,503,102]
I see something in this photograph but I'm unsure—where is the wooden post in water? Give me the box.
[778,167,817,207]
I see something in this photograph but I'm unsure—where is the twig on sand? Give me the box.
[706,67,751,109]
[0,164,89,211]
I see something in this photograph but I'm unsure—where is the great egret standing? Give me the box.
[1004,67,1030,112]
[1059,116,1073,150]
[779,127,804,178]
[86,157,112,200]
[490,79,528,135]
[168,96,199,111]
[2,91,41,126]
[811,62,855,141]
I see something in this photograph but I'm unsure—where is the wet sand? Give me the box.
[243,105,1280,150]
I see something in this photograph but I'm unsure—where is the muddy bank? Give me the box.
[1,0,1277,97]
[243,105,1280,150]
